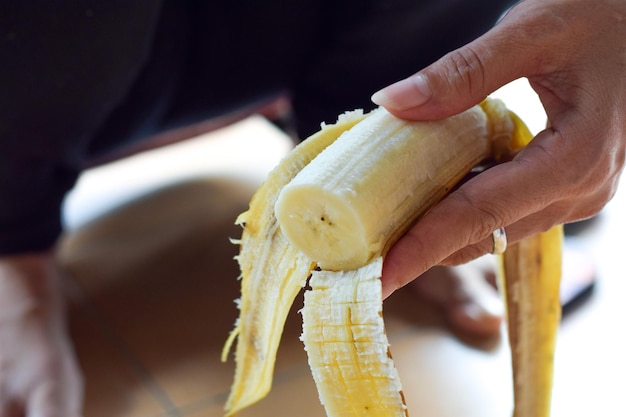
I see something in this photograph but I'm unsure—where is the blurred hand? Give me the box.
[0,254,83,417]
[372,0,626,298]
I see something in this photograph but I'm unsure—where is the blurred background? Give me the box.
[57,79,625,417]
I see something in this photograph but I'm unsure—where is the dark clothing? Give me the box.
[0,0,515,254]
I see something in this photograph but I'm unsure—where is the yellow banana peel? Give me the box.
[222,98,562,417]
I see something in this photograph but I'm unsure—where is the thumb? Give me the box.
[371,3,542,120]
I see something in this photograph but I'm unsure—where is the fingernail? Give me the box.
[381,279,397,300]
[371,74,432,110]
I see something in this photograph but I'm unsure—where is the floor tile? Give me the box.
[59,175,312,412]
[224,367,325,417]
[59,179,252,405]
[65,283,171,417]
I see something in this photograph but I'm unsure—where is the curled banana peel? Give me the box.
[222,98,562,417]
[495,105,563,417]
[499,225,562,417]
[221,111,366,415]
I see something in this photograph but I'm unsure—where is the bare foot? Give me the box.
[0,253,83,417]
[406,257,504,338]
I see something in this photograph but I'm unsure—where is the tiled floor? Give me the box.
[56,81,625,417]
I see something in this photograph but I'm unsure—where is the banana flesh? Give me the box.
[275,105,492,271]
[223,98,563,417]
[302,257,408,417]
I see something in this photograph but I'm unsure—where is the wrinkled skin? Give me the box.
[376,0,626,298]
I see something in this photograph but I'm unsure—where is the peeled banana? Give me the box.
[223,98,562,417]
[275,105,493,271]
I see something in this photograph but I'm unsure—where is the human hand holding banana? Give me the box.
[224,99,562,417]
[372,0,626,298]
[222,1,624,415]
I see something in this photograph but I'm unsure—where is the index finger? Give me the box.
[381,128,568,298]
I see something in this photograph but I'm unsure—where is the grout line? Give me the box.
[63,271,183,417]
[173,391,229,416]
[172,363,314,415]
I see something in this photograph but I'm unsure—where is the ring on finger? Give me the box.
[492,227,507,254]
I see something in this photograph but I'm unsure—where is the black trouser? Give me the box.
[0,0,515,254]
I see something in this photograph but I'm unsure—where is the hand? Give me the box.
[0,254,83,417]
[371,0,626,298]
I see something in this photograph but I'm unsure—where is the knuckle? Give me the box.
[442,244,487,267]
[564,185,616,223]
[449,189,502,244]
[520,128,619,211]
[550,121,624,193]
[445,46,487,98]
[400,226,440,270]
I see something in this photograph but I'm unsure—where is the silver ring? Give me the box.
[492,227,507,254]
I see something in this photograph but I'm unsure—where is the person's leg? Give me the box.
[0,1,173,254]
[157,0,322,132]
[291,0,518,137]
[0,2,180,414]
